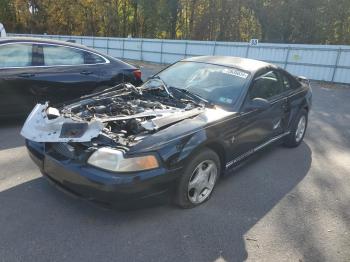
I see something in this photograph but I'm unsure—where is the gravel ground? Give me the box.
[0,62,349,262]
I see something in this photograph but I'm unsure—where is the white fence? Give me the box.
[9,33,350,84]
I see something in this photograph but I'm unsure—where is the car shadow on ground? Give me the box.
[0,141,312,262]
[0,117,26,150]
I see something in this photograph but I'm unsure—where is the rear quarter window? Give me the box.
[280,71,302,90]
[84,52,106,64]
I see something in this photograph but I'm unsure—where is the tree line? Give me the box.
[1,0,350,44]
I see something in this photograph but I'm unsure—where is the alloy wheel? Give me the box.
[295,115,306,143]
[187,160,218,204]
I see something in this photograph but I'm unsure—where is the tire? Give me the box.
[175,148,221,208]
[283,109,308,148]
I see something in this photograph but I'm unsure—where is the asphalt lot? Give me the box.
[1,63,350,262]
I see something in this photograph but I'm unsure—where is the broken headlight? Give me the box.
[87,148,159,172]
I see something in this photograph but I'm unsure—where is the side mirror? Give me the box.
[249,98,270,111]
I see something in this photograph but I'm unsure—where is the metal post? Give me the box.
[160,40,164,64]
[140,39,144,61]
[245,44,250,58]
[331,48,341,82]
[213,41,217,56]
[92,36,95,49]
[284,46,291,69]
[106,38,110,55]
[122,39,125,59]
[184,41,188,58]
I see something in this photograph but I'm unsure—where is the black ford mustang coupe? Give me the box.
[22,56,312,208]
[0,38,142,117]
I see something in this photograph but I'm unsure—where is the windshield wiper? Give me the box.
[148,75,174,98]
[170,86,214,107]
[147,76,213,107]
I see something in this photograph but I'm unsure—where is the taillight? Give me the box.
[133,69,142,80]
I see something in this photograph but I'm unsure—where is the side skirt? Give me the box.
[225,132,290,169]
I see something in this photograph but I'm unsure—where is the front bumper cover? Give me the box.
[26,140,181,206]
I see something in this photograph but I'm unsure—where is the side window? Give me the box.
[43,45,84,66]
[84,52,106,64]
[0,44,32,68]
[250,71,284,100]
[281,73,291,90]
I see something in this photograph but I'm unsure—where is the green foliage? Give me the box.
[1,0,350,44]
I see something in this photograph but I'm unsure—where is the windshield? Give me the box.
[154,61,250,107]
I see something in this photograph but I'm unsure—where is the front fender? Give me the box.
[156,127,228,170]
[176,129,208,164]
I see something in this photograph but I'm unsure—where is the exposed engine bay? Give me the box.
[21,83,205,147]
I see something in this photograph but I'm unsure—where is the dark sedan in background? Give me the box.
[0,38,142,117]
[22,56,312,208]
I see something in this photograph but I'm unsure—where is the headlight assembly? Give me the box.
[87,147,159,172]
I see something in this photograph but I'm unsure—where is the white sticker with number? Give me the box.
[223,69,249,79]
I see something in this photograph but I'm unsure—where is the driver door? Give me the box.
[227,70,289,164]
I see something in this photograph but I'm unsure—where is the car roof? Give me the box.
[182,56,276,74]
[0,37,107,56]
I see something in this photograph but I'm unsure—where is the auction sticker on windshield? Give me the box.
[223,68,249,79]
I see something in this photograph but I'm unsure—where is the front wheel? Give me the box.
[175,148,221,208]
[283,109,308,148]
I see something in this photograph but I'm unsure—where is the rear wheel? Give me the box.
[283,109,308,147]
[175,148,220,208]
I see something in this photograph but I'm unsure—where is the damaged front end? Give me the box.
[21,103,104,143]
[21,83,205,150]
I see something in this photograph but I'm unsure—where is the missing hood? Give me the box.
[21,84,205,147]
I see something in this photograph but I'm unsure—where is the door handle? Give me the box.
[18,73,35,78]
[80,70,93,75]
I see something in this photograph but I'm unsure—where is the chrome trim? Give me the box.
[0,41,110,69]
[286,88,306,98]
[225,131,290,168]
